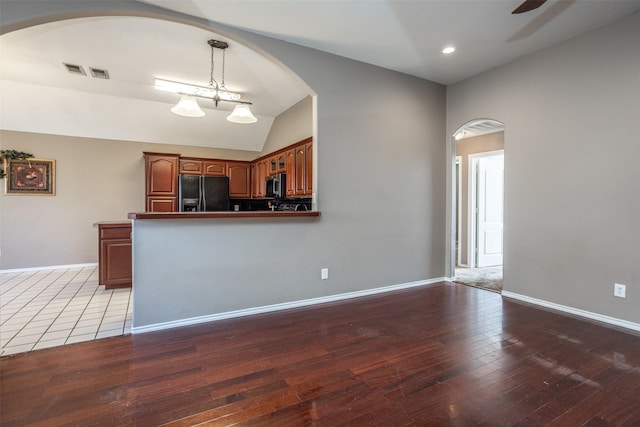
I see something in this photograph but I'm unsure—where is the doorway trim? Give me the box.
[456,156,463,267]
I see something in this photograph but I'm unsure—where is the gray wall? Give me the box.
[447,11,640,323]
[456,132,504,266]
[2,1,447,327]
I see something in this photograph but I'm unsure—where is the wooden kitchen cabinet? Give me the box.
[179,158,203,175]
[203,160,227,176]
[227,161,251,198]
[97,222,132,289]
[252,159,267,197]
[277,154,286,173]
[257,160,268,197]
[146,197,176,212]
[294,144,306,195]
[144,152,178,212]
[285,149,296,196]
[268,156,278,175]
[305,140,313,195]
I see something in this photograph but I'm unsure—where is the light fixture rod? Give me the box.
[177,92,252,105]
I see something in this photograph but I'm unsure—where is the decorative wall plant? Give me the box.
[1,150,34,179]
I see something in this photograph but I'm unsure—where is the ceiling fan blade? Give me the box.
[512,0,547,14]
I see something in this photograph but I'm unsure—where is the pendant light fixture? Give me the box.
[157,39,257,123]
[170,95,205,117]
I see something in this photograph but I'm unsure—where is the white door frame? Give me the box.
[456,156,463,267]
[468,149,504,268]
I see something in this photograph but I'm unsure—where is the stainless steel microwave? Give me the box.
[266,173,286,198]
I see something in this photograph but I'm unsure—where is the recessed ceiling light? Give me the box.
[442,46,456,54]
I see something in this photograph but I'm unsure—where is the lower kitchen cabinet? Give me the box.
[146,196,176,212]
[97,222,132,289]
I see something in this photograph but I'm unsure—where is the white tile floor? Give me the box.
[0,266,131,357]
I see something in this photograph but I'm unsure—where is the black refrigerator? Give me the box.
[179,175,230,212]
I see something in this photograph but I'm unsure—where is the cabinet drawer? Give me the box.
[100,226,131,240]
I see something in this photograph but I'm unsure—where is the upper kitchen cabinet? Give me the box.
[277,154,286,173]
[294,144,306,195]
[144,152,179,212]
[305,140,313,195]
[227,162,251,198]
[180,158,226,176]
[252,159,268,198]
[269,156,277,175]
[203,160,227,176]
[265,137,312,197]
[179,158,203,175]
[285,149,296,196]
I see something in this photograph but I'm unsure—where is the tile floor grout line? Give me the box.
[47,266,102,346]
[91,276,115,341]
[0,270,55,310]
[1,266,131,356]
[0,269,78,319]
[3,268,85,347]
[0,270,75,347]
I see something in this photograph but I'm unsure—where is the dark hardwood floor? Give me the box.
[2,282,639,426]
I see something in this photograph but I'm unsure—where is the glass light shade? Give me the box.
[170,95,205,117]
[227,104,257,124]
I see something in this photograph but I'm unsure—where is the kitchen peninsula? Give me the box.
[128,136,320,333]
[128,211,319,219]
[128,209,321,333]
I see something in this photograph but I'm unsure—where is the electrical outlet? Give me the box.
[614,283,626,298]
[321,268,329,280]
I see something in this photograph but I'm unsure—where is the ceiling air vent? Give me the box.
[63,63,86,76]
[89,68,110,79]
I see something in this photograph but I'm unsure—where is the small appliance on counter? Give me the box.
[179,174,230,212]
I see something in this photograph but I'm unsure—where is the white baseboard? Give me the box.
[132,277,447,335]
[502,291,640,333]
[0,263,98,274]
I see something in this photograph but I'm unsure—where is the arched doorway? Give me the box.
[451,119,505,292]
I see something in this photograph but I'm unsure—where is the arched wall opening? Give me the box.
[0,10,319,270]
[448,119,505,290]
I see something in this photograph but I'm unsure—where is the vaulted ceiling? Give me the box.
[1,1,638,150]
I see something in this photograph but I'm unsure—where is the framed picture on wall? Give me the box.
[5,158,56,195]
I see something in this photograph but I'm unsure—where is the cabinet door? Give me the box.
[295,145,306,195]
[277,154,286,173]
[101,238,132,289]
[285,149,296,196]
[98,224,132,289]
[305,142,313,195]
[147,197,177,212]
[203,160,227,176]
[145,154,178,196]
[257,160,267,197]
[268,156,278,175]
[251,163,258,198]
[227,162,251,198]
[179,159,203,175]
